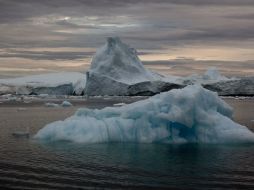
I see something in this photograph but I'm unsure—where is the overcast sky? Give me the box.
[0,0,254,77]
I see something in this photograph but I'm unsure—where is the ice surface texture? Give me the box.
[35,85,254,144]
[85,37,181,96]
[90,37,161,84]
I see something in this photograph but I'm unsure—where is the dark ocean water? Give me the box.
[1,135,254,189]
[0,98,254,189]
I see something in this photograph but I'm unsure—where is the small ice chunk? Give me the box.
[45,103,60,108]
[61,101,73,107]
[38,94,49,98]
[113,103,126,107]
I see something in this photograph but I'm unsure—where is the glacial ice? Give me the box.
[181,67,230,85]
[35,85,254,144]
[0,37,252,96]
[0,72,85,95]
[89,37,161,84]
[85,37,183,96]
[203,67,229,81]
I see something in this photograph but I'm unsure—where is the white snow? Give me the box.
[0,72,84,87]
[35,85,254,144]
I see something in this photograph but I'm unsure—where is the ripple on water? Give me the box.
[1,141,254,189]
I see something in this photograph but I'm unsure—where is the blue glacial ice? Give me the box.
[35,85,254,144]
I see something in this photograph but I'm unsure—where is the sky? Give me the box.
[0,0,254,78]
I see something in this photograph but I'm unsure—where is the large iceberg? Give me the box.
[35,85,254,144]
[85,37,182,96]
[90,37,160,84]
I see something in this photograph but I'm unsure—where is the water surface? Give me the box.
[0,97,253,189]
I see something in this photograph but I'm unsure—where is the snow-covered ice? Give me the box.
[35,85,254,144]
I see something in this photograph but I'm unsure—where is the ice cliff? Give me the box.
[35,85,254,144]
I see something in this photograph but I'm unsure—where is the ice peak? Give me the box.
[107,37,121,47]
[89,37,160,84]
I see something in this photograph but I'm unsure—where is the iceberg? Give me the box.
[0,72,85,95]
[85,37,182,96]
[35,85,254,144]
[203,76,254,96]
[61,100,73,107]
[203,67,229,81]
[89,37,160,84]
[181,67,230,85]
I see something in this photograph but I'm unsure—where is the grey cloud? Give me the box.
[225,13,254,20]
[1,0,254,23]
[0,50,94,60]
[0,0,254,66]
[143,59,254,77]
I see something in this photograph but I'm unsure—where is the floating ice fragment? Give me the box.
[45,103,60,108]
[113,103,126,107]
[61,101,73,107]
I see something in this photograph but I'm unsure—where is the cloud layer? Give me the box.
[0,0,253,77]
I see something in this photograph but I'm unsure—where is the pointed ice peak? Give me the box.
[107,37,121,47]
[105,36,137,55]
[89,37,161,84]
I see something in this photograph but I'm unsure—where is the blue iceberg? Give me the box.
[35,85,254,144]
